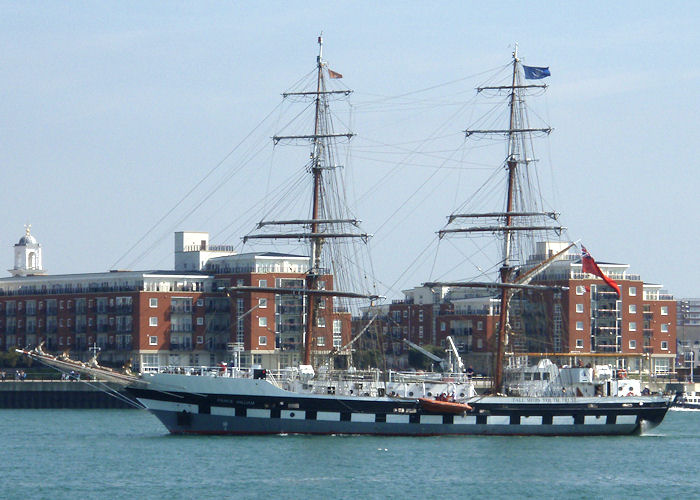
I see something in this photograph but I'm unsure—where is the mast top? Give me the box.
[317,33,324,68]
[513,42,519,62]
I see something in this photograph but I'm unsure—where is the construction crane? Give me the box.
[403,336,465,373]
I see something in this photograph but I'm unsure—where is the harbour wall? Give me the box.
[0,380,135,409]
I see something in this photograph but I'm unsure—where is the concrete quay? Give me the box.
[0,380,135,409]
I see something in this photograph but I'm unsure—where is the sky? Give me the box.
[1,1,699,300]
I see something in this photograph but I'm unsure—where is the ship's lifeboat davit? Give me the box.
[418,397,473,414]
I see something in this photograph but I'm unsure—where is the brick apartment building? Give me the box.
[0,229,350,371]
[369,241,676,376]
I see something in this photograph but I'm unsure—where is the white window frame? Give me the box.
[661,341,668,350]
[258,335,267,346]
[576,321,584,331]
[576,338,584,349]
[660,306,668,316]
[575,303,584,314]
[149,317,158,327]
[149,298,158,308]
[317,316,326,328]
[196,317,204,326]
[628,304,636,314]
[629,286,637,297]
[629,322,637,332]
[661,323,669,333]
[576,285,585,295]
[258,280,267,287]
[258,298,268,309]
[629,339,637,349]
[258,317,267,327]
[149,336,158,345]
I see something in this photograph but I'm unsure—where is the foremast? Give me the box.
[240,35,375,366]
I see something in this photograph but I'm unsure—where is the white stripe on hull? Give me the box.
[148,409,647,436]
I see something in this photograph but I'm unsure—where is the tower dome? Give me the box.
[10,224,46,277]
[18,233,37,245]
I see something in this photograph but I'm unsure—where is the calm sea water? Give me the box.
[1,409,698,500]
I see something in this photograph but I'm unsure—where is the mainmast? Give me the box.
[431,45,559,394]
[494,45,521,394]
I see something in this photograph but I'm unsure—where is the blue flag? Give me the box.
[523,65,551,79]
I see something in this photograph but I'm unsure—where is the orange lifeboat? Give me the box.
[418,397,473,414]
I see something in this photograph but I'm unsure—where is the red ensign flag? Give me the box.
[581,245,621,297]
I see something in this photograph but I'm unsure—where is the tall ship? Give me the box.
[20,40,669,435]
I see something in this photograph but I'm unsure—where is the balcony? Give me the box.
[206,303,230,313]
[169,343,193,351]
[170,306,193,314]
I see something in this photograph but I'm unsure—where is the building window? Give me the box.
[629,304,636,314]
[258,298,267,309]
[149,336,158,345]
[196,299,204,307]
[661,324,669,333]
[258,317,267,327]
[149,298,158,308]
[477,321,483,331]
[441,322,446,332]
[403,310,408,319]
[629,322,637,332]
[576,285,585,295]
[419,310,424,322]
[317,281,326,290]
[661,341,668,350]
[317,316,326,328]
[149,317,158,327]
[258,280,267,287]
[576,321,584,331]
[196,317,204,326]
[575,303,584,314]
[318,298,326,309]
[333,320,342,334]
[317,336,326,347]
[418,326,424,338]
[197,336,204,344]
[629,286,637,297]
[660,306,668,316]
[259,335,267,346]
[629,339,637,349]
[576,339,584,349]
